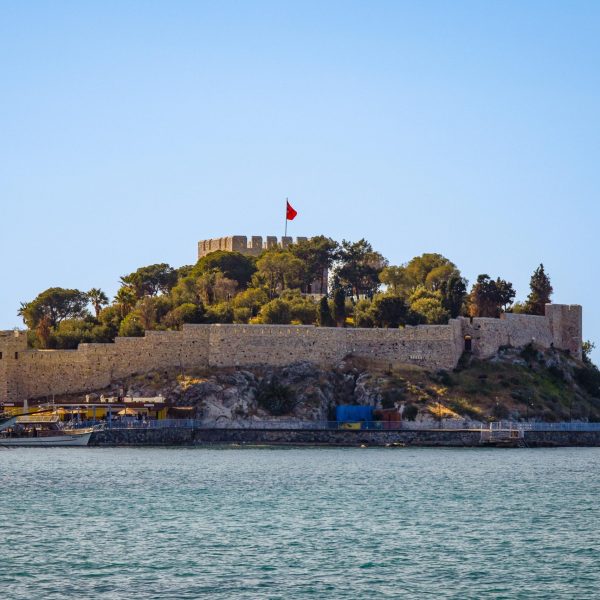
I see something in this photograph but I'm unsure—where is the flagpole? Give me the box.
[284,197,288,238]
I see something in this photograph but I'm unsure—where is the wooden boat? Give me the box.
[0,414,94,447]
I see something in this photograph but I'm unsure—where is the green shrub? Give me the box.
[575,366,600,397]
[257,380,296,415]
[403,404,419,421]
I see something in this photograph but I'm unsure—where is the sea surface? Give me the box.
[0,447,598,600]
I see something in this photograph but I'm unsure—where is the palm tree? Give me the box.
[87,288,109,319]
[114,287,137,318]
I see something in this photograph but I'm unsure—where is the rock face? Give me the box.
[121,361,385,424]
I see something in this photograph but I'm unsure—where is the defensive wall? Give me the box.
[0,304,582,403]
[198,235,308,259]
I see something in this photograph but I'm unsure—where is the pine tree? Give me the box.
[525,264,553,315]
[317,296,334,327]
[333,288,346,327]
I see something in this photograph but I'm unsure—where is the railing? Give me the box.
[64,418,600,432]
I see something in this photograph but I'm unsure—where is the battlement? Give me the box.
[198,236,308,259]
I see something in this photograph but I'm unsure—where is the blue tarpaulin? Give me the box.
[336,405,373,423]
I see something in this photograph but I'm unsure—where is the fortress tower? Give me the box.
[197,235,327,294]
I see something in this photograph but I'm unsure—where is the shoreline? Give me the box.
[88,427,600,448]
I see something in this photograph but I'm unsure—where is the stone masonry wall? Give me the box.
[0,304,582,402]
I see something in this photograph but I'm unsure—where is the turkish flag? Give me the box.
[286,200,298,221]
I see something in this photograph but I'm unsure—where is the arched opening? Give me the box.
[464,335,472,353]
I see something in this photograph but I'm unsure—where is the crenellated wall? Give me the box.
[197,235,308,259]
[0,304,582,402]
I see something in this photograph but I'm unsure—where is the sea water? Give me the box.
[0,447,598,599]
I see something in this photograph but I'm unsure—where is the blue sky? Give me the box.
[1,1,599,357]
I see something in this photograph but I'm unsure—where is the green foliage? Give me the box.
[257,380,296,415]
[468,274,515,317]
[255,250,306,298]
[354,299,374,328]
[574,365,600,397]
[440,275,467,318]
[196,270,238,304]
[204,302,234,324]
[402,404,419,421]
[408,287,450,324]
[334,239,387,300]
[281,291,317,325]
[232,288,269,317]
[583,340,596,366]
[379,266,409,295]
[120,263,177,298]
[233,307,252,324]
[524,264,553,316]
[256,299,292,324]
[369,294,407,328]
[333,287,346,327]
[193,251,256,288]
[171,276,200,307]
[87,288,109,318]
[289,236,338,293]
[19,288,90,331]
[163,303,205,329]
[52,318,114,349]
[118,313,145,337]
[318,296,334,327]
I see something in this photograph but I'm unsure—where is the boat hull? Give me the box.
[0,432,92,447]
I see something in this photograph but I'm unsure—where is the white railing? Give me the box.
[71,417,600,432]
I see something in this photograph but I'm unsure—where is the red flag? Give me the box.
[286,200,298,221]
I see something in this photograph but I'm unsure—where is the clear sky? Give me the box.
[1,1,599,358]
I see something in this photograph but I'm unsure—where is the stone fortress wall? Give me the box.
[198,236,308,259]
[0,304,582,403]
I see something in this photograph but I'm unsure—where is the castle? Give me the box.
[198,235,328,294]
[0,304,582,404]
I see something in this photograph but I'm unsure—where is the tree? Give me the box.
[19,288,90,329]
[289,236,338,293]
[379,266,409,295]
[114,287,137,318]
[171,276,200,307]
[318,296,334,327]
[369,294,408,328]
[525,264,553,315]
[87,288,109,318]
[163,303,205,328]
[118,313,145,337]
[256,299,292,324]
[255,250,305,298]
[196,270,238,305]
[120,263,177,298]
[468,275,516,318]
[410,295,450,324]
[193,251,256,288]
[335,239,387,300]
[333,287,346,327]
[440,275,467,318]
[404,253,460,291]
[233,288,269,317]
[582,340,596,366]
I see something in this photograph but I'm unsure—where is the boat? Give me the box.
[0,414,95,447]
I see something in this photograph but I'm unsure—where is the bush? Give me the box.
[118,313,145,337]
[204,302,234,324]
[575,366,600,397]
[256,299,292,324]
[381,389,404,409]
[257,380,296,415]
[403,404,418,421]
